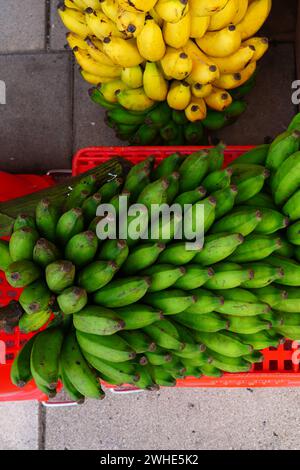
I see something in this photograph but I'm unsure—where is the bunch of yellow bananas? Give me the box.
[59,0,272,122]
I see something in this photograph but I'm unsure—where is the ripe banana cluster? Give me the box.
[58,0,271,123]
[5,112,300,400]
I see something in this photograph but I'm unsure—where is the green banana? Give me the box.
[238,331,282,350]
[121,243,165,275]
[73,305,125,335]
[288,113,300,132]
[183,121,204,144]
[283,189,300,222]
[253,208,289,235]
[195,331,253,358]
[199,363,223,378]
[82,353,139,385]
[93,277,151,307]
[134,364,157,390]
[276,239,294,258]
[165,172,180,203]
[266,130,300,172]
[149,365,177,387]
[194,232,244,266]
[213,185,238,220]
[90,87,119,110]
[59,360,85,402]
[173,264,214,290]
[251,285,288,308]
[78,260,118,293]
[243,192,276,210]
[56,208,85,245]
[271,151,300,206]
[35,199,60,242]
[153,153,183,180]
[19,309,51,334]
[0,240,12,270]
[31,327,64,390]
[144,212,182,244]
[132,124,158,145]
[184,288,224,315]
[233,167,270,204]
[225,315,271,335]
[9,227,39,262]
[183,196,216,238]
[225,100,247,119]
[175,311,229,333]
[45,260,75,293]
[160,121,180,142]
[211,208,262,236]
[179,151,209,192]
[172,110,189,126]
[120,330,156,354]
[124,164,151,201]
[228,235,282,263]
[270,287,300,313]
[261,311,284,328]
[33,238,61,268]
[241,263,284,288]
[243,351,264,364]
[98,177,123,203]
[76,330,136,363]
[295,246,300,262]
[137,177,169,210]
[6,260,41,288]
[146,347,173,366]
[273,312,300,327]
[10,336,35,387]
[61,331,104,399]
[115,304,163,330]
[57,287,87,315]
[207,142,226,172]
[107,108,146,126]
[202,168,232,193]
[202,110,228,131]
[145,103,172,128]
[144,289,196,315]
[158,241,201,265]
[174,323,206,357]
[174,186,206,207]
[204,262,254,290]
[65,231,98,267]
[275,325,300,341]
[98,239,129,268]
[144,321,184,351]
[208,350,251,373]
[264,255,300,286]
[19,280,51,314]
[142,264,185,292]
[13,214,36,231]
[287,221,300,246]
[215,288,270,316]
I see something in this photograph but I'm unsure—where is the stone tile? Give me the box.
[0,401,39,450]
[0,1,46,53]
[0,53,73,173]
[73,67,122,151]
[218,43,297,145]
[45,387,300,450]
[50,1,69,51]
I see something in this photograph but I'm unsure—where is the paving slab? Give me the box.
[0,401,39,450]
[218,43,297,145]
[0,53,73,173]
[0,1,46,53]
[50,1,69,51]
[73,67,122,151]
[45,387,300,450]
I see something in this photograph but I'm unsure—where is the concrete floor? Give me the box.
[0,0,299,450]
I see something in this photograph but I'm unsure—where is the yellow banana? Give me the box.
[58,6,91,37]
[188,58,220,85]
[204,86,233,111]
[117,87,154,111]
[85,38,117,65]
[163,12,191,48]
[118,0,158,13]
[155,0,189,23]
[103,37,144,67]
[191,82,213,98]
[189,0,228,17]
[121,66,143,88]
[185,97,207,122]
[65,0,84,10]
[214,60,256,89]
[208,45,254,73]
[196,25,242,57]
[66,32,88,50]
[160,47,193,80]
[80,70,113,84]
[167,80,191,110]
[208,0,239,31]
[116,8,146,38]
[101,0,119,22]
[243,37,269,62]
[232,0,248,24]
[190,16,210,39]
[85,9,123,39]
[143,62,169,101]
[101,79,128,102]
[82,0,103,8]
[149,8,164,27]
[137,18,166,61]
[74,48,122,77]
[236,0,272,40]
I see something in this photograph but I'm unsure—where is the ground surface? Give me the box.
[0,0,299,450]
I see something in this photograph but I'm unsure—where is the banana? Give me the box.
[82,0,102,8]
[271,287,300,313]
[143,62,169,101]
[136,176,169,209]
[145,101,172,128]
[74,48,122,77]
[85,9,123,39]
[287,221,300,246]
[59,360,84,402]
[100,80,128,103]
[213,185,238,219]
[142,264,185,292]
[19,309,51,334]
[158,242,201,265]
[61,331,104,399]
[208,0,239,31]
[238,331,282,349]
[58,6,91,37]
[232,0,248,24]
[117,87,154,111]
[93,277,151,307]
[85,38,117,66]
[10,336,35,388]
[163,12,191,49]
[107,107,145,127]
[214,61,257,89]
[179,150,209,192]
[208,350,251,373]
[19,280,51,315]
[228,234,282,263]
[103,36,143,67]
[243,192,275,210]
[243,37,269,62]
[57,287,87,315]
[121,243,166,275]
[31,328,64,390]
[134,365,157,390]
[243,351,264,364]
[288,113,300,132]
[174,186,207,206]
[232,166,269,204]
[185,97,207,121]
[283,190,300,222]
[173,265,214,290]
[0,240,12,271]
[167,80,191,110]
[73,304,125,335]
[76,330,136,362]
[226,315,271,335]
[137,18,166,61]
[208,45,255,74]
[196,25,241,58]
[144,321,184,350]
[45,260,75,293]
[83,352,139,384]
[202,109,228,130]
[120,330,156,353]
[190,16,210,39]
[191,82,213,98]
[185,288,224,314]
[202,167,232,192]
[144,289,196,314]
[118,0,158,12]
[13,214,36,232]
[176,311,229,333]
[204,87,232,111]
[277,239,294,259]
[6,261,41,288]
[149,365,177,387]
[116,7,145,38]
[146,347,173,365]
[236,0,272,40]
[78,260,118,292]
[251,285,288,308]
[241,263,284,289]
[65,231,98,267]
[205,262,254,290]
[195,331,252,358]
[194,232,244,265]
[55,208,85,246]
[161,47,193,81]
[254,208,289,235]
[200,363,223,377]
[98,176,124,202]
[115,303,163,329]
[35,199,60,243]
[266,130,300,172]
[189,0,228,17]
[100,0,118,21]
[155,0,189,23]
[153,153,183,179]
[272,151,300,206]
[188,58,220,86]
[275,325,300,341]
[211,207,262,236]
[81,193,102,223]
[121,65,143,88]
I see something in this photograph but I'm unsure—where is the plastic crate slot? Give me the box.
[269,360,278,371]
[284,360,294,371]
[254,362,263,371]
[284,341,293,351]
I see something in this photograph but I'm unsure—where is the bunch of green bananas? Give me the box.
[90,76,254,144]
[5,112,300,401]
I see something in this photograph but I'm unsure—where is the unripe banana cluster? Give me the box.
[4,112,300,400]
[58,0,271,123]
